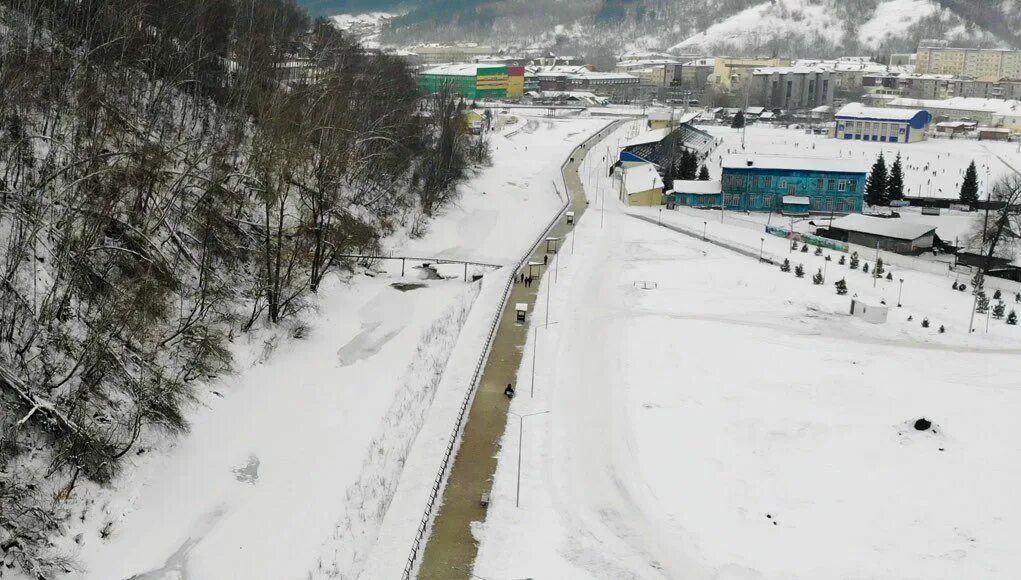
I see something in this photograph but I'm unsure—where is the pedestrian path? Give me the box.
[415,121,624,579]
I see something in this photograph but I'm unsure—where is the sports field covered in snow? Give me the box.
[473,122,1021,579]
[55,115,610,580]
[699,124,1021,201]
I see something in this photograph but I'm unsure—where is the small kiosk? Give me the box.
[545,236,560,254]
[566,211,575,225]
[515,303,528,322]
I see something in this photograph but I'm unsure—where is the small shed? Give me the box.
[566,210,575,224]
[667,179,722,208]
[935,120,972,135]
[822,214,937,254]
[781,195,811,216]
[621,163,665,206]
[978,127,1011,141]
[850,298,888,324]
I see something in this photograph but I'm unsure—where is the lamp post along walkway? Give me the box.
[415,121,627,580]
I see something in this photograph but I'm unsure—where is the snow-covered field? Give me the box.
[473,122,1021,579]
[700,124,1021,201]
[56,115,610,579]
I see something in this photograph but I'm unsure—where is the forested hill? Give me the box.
[0,0,485,575]
[305,0,1021,56]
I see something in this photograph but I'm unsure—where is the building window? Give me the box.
[817,179,824,191]
[848,180,857,190]
[828,179,836,191]
[838,181,847,192]
[765,176,772,188]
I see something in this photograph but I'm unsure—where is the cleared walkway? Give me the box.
[415,122,624,579]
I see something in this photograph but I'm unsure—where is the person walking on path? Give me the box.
[504,383,515,398]
[543,254,548,266]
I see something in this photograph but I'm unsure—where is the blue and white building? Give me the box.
[834,103,932,143]
[717,155,867,214]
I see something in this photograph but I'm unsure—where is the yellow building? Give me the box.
[620,163,665,206]
[712,57,788,91]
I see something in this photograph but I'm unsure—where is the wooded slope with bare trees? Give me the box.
[0,0,486,574]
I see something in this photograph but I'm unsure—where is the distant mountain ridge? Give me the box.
[300,0,1021,56]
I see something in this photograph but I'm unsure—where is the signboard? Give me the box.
[889,200,910,208]
[921,207,941,216]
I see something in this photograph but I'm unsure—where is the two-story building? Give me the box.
[834,103,932,143]
[719,155,867,214]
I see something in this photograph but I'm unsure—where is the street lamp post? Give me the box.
[508,410,550,508]
[897,278,904,307]
[703,221,707,241]
[759,238,765,262]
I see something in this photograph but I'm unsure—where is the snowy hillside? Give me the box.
[321,0,1020,57]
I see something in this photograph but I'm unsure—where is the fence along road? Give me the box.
[408,120,626,579]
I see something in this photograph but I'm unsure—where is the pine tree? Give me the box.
[813,269,824,285]
[795,263,805,278]
[835,278,848,295]
[976,291,989,314]
[681,150,699,180]
[922,318,930,328]
[780,258,791,272]
[849,252,860,269]
[801,244,809,253]
[1008,310,1018,325]
[862,262,870,274]
[698,165,710,181]
[887,153,905,202]
[886,272,893,280]
[866,153,889,207]
[874,257,885,276]
[960,161,979,208]
[814,247,823,256]
[972,270,985,292]
[839,255,846,265]
[731,110,746,129]
[994,289,1002,300]
[993,301,1006,319]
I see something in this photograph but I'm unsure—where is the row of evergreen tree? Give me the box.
[864,152,905,207]
[662,149,710,185]
[865,152,982,208]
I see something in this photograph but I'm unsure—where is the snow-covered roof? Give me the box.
[745,106,766,115]
[621,128,671,148]
[759,111,775,119]
[887,97,1021,116]
[420,63,488,76]
[722,154,868,174]
[623,163,664,194]
[678,112,700,124]
[672,179,722,194]
[783,195,811,204]
[827,214,937,241]
[835,103,924,121]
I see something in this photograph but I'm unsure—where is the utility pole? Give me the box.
[509,410,550,508]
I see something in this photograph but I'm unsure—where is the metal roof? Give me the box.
[827,214,937,241]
